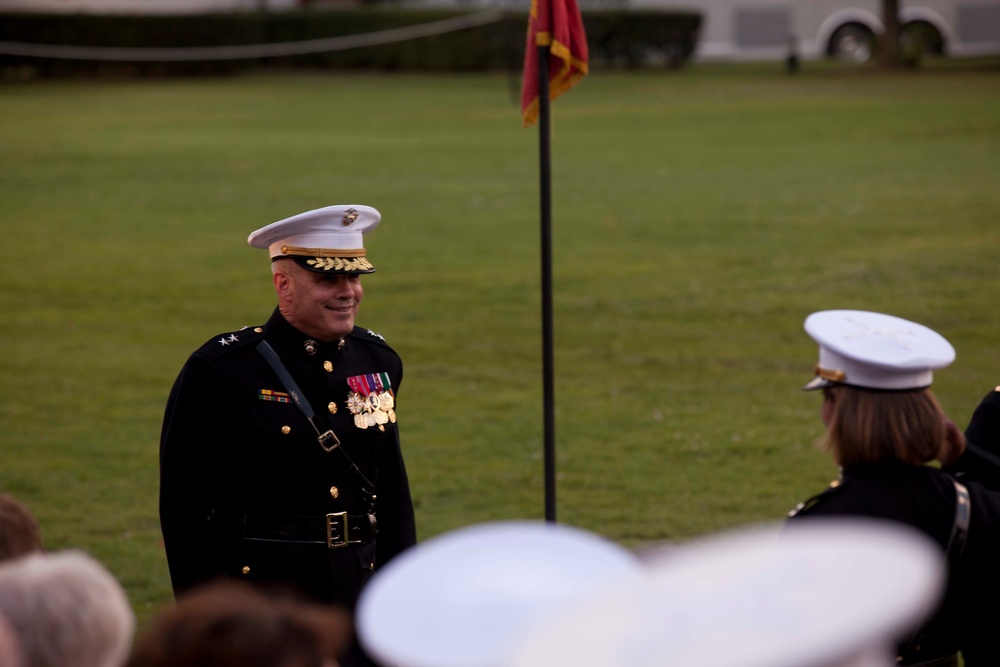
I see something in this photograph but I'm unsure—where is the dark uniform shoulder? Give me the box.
[348,326,397,352]
[788,478,847,518]
[192,324,267,360]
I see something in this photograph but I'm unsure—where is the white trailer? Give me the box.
[621,0,1000,62]
[397,0,1000,62]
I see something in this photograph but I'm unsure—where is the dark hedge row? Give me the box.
[0,9,700,78]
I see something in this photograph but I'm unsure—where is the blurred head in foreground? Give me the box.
[0,615,25,667]
[128,580,352,667]
[0,550,134,667]
[0,493,43,562]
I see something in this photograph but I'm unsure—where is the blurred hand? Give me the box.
[937,418,967,466]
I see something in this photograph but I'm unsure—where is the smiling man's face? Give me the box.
[273,260,363,341]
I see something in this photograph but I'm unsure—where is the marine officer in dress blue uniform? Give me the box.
[788,310,1000,667]
[159,205,416,626]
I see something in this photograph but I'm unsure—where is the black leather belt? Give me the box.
[243,513,377,549]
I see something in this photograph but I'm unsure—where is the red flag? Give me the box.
[521,0,589,128]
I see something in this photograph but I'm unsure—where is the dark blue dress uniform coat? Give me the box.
[160,308,416,608]
[788,390,1000,666]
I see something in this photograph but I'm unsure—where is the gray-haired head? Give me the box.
[0,550,134,667]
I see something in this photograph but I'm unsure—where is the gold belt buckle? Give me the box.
[326,512,349,548]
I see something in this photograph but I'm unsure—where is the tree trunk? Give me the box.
[880,0,902,68]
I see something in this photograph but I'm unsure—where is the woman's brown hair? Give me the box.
[821,384,946,467]
[127,581,352,667]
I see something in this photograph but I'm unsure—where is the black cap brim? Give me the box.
[803,376,835,391]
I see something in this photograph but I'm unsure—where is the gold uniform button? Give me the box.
[324,360,334,372]
[369,562,374,571]
[330,486,339,499]
[328,402,337,415]
[254,327,263,333]
[281,425,291,435]
[241,566,250,575]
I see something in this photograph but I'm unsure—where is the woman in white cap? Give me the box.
[789,310,1000,667]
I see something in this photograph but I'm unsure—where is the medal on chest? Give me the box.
[346,373,396,431]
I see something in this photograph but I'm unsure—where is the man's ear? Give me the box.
[273,267,292,301]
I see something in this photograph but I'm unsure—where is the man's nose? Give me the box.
[332,277,354,296]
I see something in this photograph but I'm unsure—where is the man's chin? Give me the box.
[324,318,356,340]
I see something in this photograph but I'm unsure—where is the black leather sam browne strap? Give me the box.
[898,479,970,667]
[946,480,971,570]
[256,340,376,502]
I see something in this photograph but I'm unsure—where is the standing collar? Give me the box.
[264,308,348,359]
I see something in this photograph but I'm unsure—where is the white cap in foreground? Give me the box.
[357,521,643,667]
[510,520,944,667]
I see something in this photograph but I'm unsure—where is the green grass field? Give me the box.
[1,59,999,623]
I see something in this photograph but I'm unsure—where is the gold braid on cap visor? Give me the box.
[814,364,846,383]
[279,245,374,272]
[306,257,374,272]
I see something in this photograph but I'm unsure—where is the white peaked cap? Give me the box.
[356,521,643,667]
[247,204,381,274]
[510,520,945,667]
[803,310,955,391]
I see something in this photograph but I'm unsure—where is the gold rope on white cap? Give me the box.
[814,364,846,383]
[279,245,367,258]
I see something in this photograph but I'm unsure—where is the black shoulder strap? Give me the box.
[257,340,320,427]
[946,480,970,572]
[899,479,970,664]
[256,340,376,501]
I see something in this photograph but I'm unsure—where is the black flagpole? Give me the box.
[537,44,556,524]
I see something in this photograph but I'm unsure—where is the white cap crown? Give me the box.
[803,310,955,390]
[248,204,381,274]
